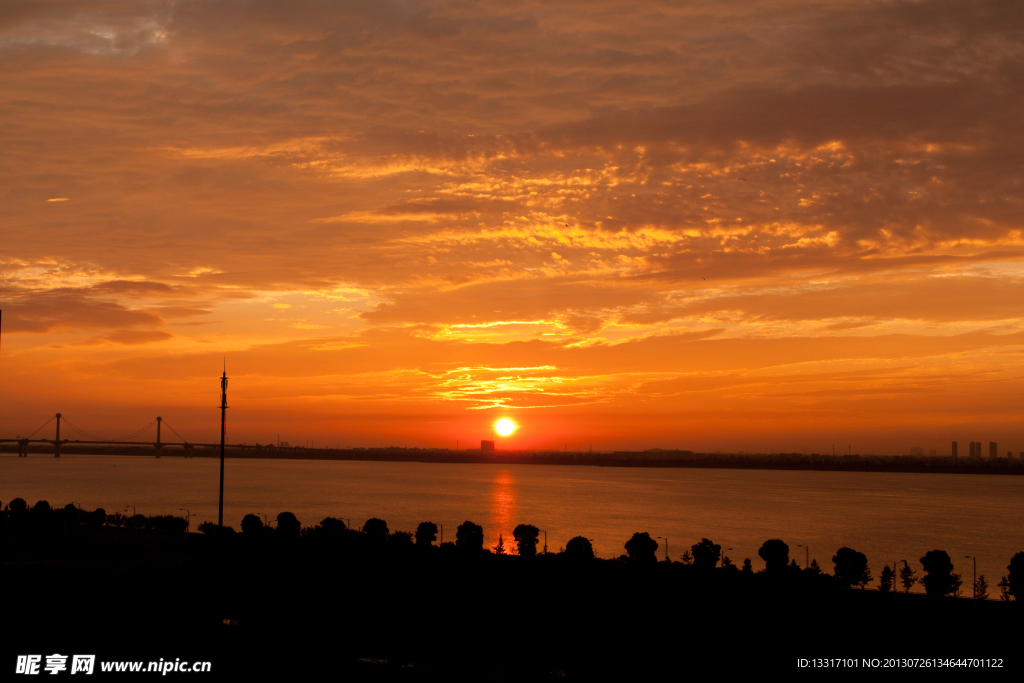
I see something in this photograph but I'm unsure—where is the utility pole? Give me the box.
[219,363,228,528]
[54,413,61,457]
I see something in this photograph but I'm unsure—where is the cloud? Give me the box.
[2,0,1024,447]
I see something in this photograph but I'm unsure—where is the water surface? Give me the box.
[2,454,1021,592]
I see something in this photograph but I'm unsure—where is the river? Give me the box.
[2,454,1021,593]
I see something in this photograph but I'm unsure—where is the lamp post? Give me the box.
[721,547,733,568]
[896,559,909,592]
[797,544,809,569]
[965,555,976,599]
[656,537,669,562]
[179,509,190,533]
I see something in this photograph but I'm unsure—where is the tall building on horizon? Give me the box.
[990,442,998,459]
[951,441,958,458]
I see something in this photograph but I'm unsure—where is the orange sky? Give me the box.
[1,0,1023,454]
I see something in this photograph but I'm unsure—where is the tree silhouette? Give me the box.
[691,538,722,570]
[564,536,595,560]
[758,539,789,572]
[998,576,1012,601]
[808,559,822,574]
[832,547,872,588]
[879,565,895,593]
[493,534,506,555]
[899,561,918,593]
[277,512,301,538]
[975,575,989,600]
[512,524,540,557]
[241,514,264,536]
[741,558,753,574]
[625,532,658,564]
[920,550,958,597]
[362,517,389,542]
[456,521,484,553]
[1008,552,1024,600]
[415,521,438,548]
[680,550,694,565]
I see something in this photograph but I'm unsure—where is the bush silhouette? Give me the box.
[277,512,301,538]
[513,524,540,557]
[564,536,595,560]
[362,517,389,542]
[625,532,658,564]
[456,521,484,553]
[758,539,790,572]
[833,547,872,588]
[241,514,264,535]
[319,517,347,535]
[691,538,722,570]
[415,521,438,547]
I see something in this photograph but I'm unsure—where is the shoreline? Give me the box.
[4,443,1023,475]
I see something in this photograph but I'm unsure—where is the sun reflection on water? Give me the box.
[489,469,517,553]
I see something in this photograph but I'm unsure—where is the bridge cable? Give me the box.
[25,416,56,439]
[59,416,157,443]
[159,420,190,444]
[111,420,157,442]
[57,416,108,442]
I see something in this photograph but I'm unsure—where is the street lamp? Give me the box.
[895,559,909,592]
[656,537,670,562]
[796,544,809,569]
[965,555,976,599]
[721,547,733,568]
[179,509,190,533]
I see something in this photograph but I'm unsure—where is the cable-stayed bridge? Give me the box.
[2,413,241,457]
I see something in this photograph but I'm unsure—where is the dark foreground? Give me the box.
[3,526,1021,680]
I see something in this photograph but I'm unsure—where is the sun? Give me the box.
[494,418,517,437]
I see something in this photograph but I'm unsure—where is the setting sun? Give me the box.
[494,418,517,437]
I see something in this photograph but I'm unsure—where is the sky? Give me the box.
[1,0,1022,453]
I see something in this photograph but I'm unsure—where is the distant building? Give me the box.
[279,441,290,448]
[910,447,924,456]
[928,449,937,457]
[951,441,958,458]
[969,441,980,459]
[990,442,998,459]
[1008,451,1014,459]
[481,440,495,452]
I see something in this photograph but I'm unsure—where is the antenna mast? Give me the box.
[219,361,228,527]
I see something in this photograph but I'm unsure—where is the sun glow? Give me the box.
[494,418,517,436]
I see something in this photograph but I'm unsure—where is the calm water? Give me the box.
[3,454,1022,592]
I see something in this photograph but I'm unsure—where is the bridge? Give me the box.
[2,413,246,457]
